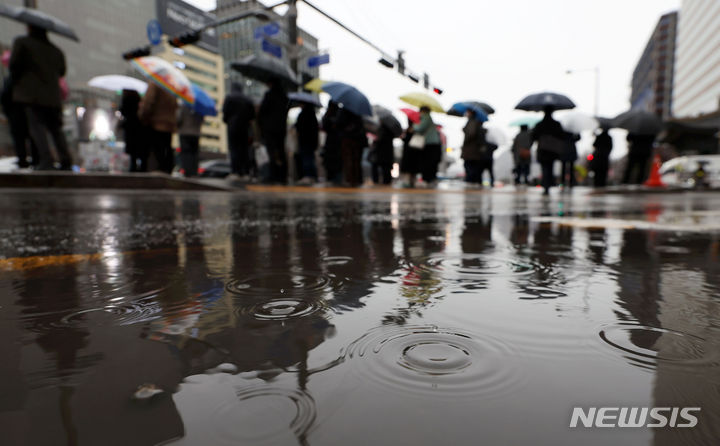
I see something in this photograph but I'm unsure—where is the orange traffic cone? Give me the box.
[644,155,665,187]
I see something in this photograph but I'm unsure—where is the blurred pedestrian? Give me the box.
[321,101,342,184]
[1,72,38,168]
[532,107,565,195]
[592,127,613,187]
[177,106,204,177]
[295,103,319,184]
[370,123,394,185]
[512,124,532,185]
[118,89,147,172]
[414,106,442,185]
[399,118,421,187]
[139,82,178,174]
[622,133,654,184]
[9,25,72,170]
[258,79,288,184]
[222,82,255,180]
[560,131,580,188]
[461,109,486,186]
[338,108,366,187]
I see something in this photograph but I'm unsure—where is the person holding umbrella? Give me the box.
[258,78,289,184]
[414,106,442,186]
[622,133,655,184]
[222,83,256,180]
[139,82,178,174]
[461,109,487,186]
[9,25,72,170]
[592,126,613,187]
[532,107,566,195]
[295,103,319,184]
[321,101,342,185]
[118,89,147,172]
[338,108,367,187]
[370,123,395,185]
[511,124,532,185]
[560,131,580,188]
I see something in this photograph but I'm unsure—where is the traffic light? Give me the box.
[122,46,151,60]
[433,87,443,95]
[169,31,201,48]
[378,56,394,69]
[423,73,429,89]
[397,50,405,75]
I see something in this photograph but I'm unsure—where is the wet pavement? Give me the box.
[0,187,719,446]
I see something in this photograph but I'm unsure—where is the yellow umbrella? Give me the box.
[399,92,444,113]
[304,78,327,93]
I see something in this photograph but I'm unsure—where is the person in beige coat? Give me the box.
[139,83,178,173]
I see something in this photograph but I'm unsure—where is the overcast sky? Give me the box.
[186,0,680,154]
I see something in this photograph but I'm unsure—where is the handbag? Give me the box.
[408,134,425,149]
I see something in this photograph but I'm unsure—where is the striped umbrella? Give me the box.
[130,56,194,105]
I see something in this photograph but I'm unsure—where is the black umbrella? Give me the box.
[0,4,79,41]
[231,54,298,88]
[612,109,663,135]
[595,116,615,129]
[372,105,403,137]
[447,100,495,116]
[515,92,575,111]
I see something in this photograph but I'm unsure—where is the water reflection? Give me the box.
[0,192,719,445]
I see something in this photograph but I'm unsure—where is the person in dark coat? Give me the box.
[321,101,342,184]
[1,74,38,168]
[222,82,255,178]
[622,133,655,184]
[338,108,366,187]
[591,127,613,187]
[532,107,565,195]
[258,79,288,184]
[9,26,72,170]
[461,110,486,185]
[119,89,147,172]
[560,131,580,188]
[370,124,395,185]
[295,103,319,183]
[511,124,532,185]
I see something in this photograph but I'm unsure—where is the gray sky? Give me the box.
[187,0,680,154]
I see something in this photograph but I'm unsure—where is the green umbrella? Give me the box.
[510,116,542,128]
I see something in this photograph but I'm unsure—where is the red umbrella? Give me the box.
[400,107,420,124]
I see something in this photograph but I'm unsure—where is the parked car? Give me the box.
[197,159,231,178]
[660,155,720,188]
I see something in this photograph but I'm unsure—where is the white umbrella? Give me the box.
[88,75,148,94]
[485,126,508,146]
[558,111,598,134]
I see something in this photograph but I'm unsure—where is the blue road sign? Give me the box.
[308,54,330,68]
[254,22,280,40]
[262,39,282,58]
[146,19,162,46]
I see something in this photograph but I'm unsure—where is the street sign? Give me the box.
[254,22,280,40]
[308,54,330,68]
[146,19,163,46]
[262,39,282,58]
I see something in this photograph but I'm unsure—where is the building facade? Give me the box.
[215,0,319,100]
[673,0,720,118]
[630,11,677,120]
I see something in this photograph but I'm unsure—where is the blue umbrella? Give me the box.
[288,91,322,108]
[191,83,217,116]
[321,81,373,117]
[448,102,489,122]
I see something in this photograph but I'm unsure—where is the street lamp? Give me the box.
[566,66,599,116]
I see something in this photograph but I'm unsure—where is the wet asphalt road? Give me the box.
[0,187,719,446]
